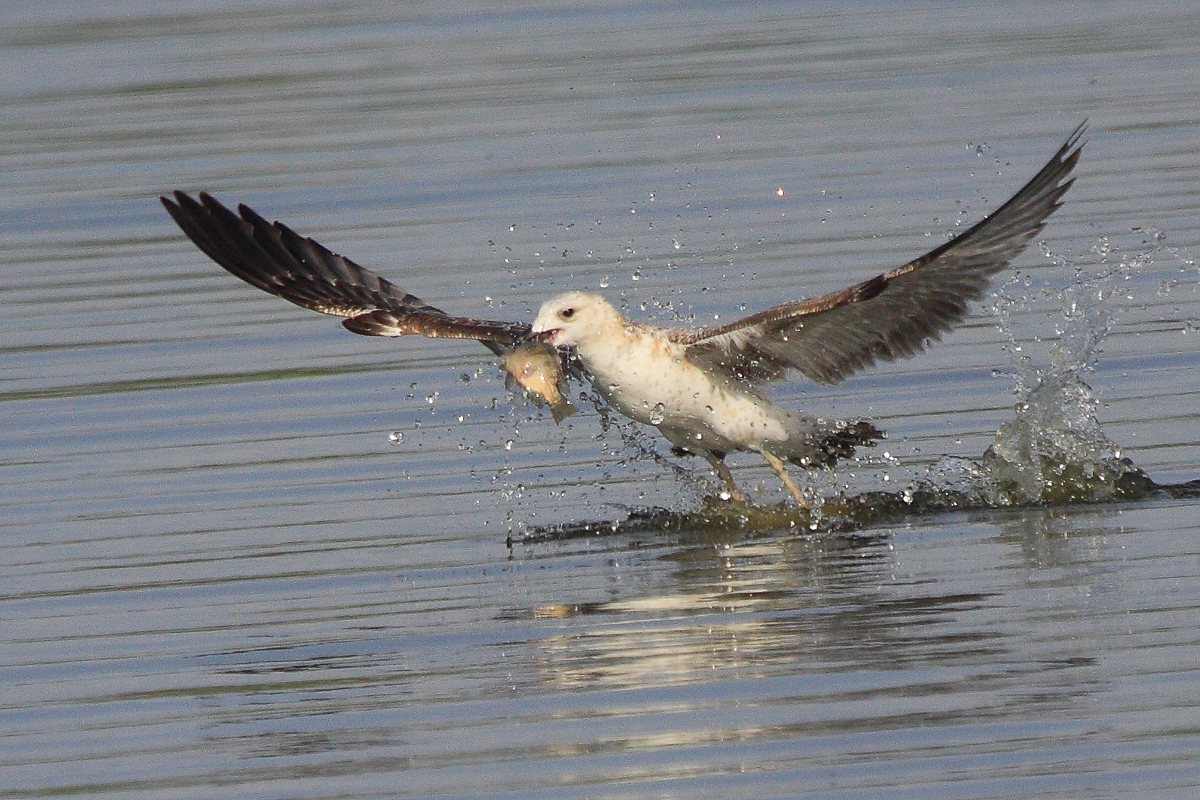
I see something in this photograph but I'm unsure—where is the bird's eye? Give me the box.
[559,307,575,320]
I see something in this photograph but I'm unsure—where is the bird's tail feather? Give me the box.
[790,419,882,468]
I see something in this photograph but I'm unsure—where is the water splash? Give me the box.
[934,260,1138,505]
[522,241,1200,542]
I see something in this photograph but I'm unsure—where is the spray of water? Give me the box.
[524,239,1190,541]
[922,244,1138,505]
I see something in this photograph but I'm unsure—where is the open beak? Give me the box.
[526,328,559,345]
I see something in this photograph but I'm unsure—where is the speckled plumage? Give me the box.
[531,292,864,461]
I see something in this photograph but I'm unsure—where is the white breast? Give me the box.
[577,327,791,451]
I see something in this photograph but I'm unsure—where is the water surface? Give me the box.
[3,1,1200,797]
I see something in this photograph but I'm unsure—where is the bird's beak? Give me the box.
[527,328,559,345]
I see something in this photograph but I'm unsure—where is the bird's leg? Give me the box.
[703,452,745,502]
[760,450,810,509]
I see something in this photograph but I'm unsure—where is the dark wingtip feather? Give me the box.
[162,191,524,353]
[678,122,1088,387]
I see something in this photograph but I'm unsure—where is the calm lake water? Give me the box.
[3,1,1200,797]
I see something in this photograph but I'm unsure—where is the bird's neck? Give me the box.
[574,320,679,384]
[573,316,632,360]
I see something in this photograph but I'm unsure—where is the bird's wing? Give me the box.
[161,191,531,355]
[670,121,1087,385]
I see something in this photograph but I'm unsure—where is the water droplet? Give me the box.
[648,403,666,425]
[388,431,403,444]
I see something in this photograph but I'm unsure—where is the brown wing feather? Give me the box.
[674,122,1087,385]
[161,191,530,353]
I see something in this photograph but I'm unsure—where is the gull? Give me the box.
[162,122,1086,508]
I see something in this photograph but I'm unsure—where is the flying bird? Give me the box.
[162,122,1086,508]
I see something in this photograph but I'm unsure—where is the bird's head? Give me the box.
[530,292,621,348]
